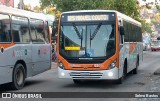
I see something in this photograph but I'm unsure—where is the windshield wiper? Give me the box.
[90,29,92,48]
[90,23,102,40]
[72,23,82,39]
[81,29,83,48]
[72,23,83,48]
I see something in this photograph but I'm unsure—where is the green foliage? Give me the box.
[40,0,151,33]
[141,21,152,33]
[156,5,160,12]
[40,0,139,18]
[146,4,152,9]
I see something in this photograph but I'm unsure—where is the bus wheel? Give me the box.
[116,61,127,84]
[116,72,124,84]
[11,63,26,90]
[132,58,139,74]
[73,79,82,84]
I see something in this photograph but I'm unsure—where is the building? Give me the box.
[0,0,14,7]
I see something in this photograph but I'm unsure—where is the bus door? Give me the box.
[30,19,51,75]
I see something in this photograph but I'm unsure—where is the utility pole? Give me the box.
[18,0,24,9]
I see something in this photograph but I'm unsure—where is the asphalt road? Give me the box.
[1,51,160,101]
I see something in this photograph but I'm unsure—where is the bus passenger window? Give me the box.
[0,25,11,42]
[13,30,20,42]
[30,19,45,43]
[20,26,30,43]
[30,27,37,42]
[36,28,45,42]
[0,14,11,43]
[12,16,30,43]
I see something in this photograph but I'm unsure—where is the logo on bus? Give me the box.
[84,67,88,70]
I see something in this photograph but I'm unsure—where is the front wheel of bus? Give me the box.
[11,63,26,90]
[116,61,127,84]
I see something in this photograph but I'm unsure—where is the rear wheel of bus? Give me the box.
[11,63,26,90]
[132,56,139,74]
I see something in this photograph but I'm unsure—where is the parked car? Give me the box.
[151,41,160,51]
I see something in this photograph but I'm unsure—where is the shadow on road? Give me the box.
[61,73,145,90]
[0,80,46,92]
[63,80,117,88]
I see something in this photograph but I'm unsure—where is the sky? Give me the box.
[14,0,40,8]
[23,0,40,6]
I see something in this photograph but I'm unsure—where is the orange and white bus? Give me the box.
[0,5,52,89]
[56,10,143,84]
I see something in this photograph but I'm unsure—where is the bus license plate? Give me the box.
[80,72,90,76]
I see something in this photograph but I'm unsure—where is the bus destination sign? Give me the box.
[67,15,109,22]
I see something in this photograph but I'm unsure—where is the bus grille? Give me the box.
[69,72,103,79]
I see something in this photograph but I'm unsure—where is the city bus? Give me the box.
[0,5,52,89]
[56,10,143,84]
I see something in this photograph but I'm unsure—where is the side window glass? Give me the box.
[12,16,30,43]
[0,14,11,42]
[45,21,49,43]
[30,27,37,42]
[30,19,45,43]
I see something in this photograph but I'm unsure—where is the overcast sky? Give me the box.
[14,0,40,8]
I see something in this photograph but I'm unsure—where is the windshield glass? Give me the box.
[59,22,116,58]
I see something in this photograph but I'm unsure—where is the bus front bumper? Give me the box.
[58,67,119,80]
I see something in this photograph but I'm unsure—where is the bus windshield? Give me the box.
[59,22,116,58]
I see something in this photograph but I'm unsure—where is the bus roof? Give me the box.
[62,10,141,27]
[0,5,47,21]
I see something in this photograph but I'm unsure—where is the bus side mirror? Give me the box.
[120,26,124,35]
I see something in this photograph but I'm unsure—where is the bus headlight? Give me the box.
[108,72,113,77]
[61,72,65,76]
[109,60,116,69]
[58,62,64,69]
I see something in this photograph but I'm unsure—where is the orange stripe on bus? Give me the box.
[0,43,15,49]
[129,43,137,54]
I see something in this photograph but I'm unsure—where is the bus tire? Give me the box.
[132,57,139,74]
[11,63,26,90]
[73,79,82,84]
[116,60,127,84]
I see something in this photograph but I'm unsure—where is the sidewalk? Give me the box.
[51,62,58,68]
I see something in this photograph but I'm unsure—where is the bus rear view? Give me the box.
[57,10,142,84]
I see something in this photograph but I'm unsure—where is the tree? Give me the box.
[24,4,32,11]
[142,21,153,34]
[41,0,155,33]
[156,5,160,12]
[34,6,41,13]
[40,0,139,18]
